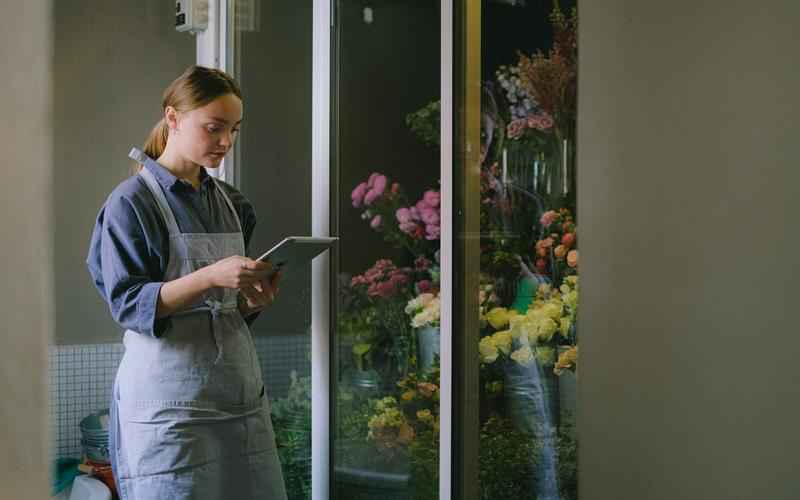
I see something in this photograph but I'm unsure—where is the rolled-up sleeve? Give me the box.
[87,191,169,337]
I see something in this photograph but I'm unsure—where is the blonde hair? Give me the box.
[134,65,242,172]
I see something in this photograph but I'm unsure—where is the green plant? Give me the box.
[557,415,578,500]
[479,416,540,500]
[270,373,312,500]
[405,100,441,148]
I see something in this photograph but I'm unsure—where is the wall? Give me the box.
[0,1,52,498]
[579,0,800,498]
[53,0,195,344]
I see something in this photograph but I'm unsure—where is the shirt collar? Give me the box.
[143,157,212,192]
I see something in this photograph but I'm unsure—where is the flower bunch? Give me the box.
[518,5,578,126]
[405,292,441,329]
[396,190,441,241]
[554,345,577,376]
[534,208,578,282]
[350,172,439,257]
[350,259,412,300]
[478,275,578,368]
[397,368,441,435]
[367,397,416,453]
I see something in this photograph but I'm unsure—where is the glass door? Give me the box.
[330,1,443,499]
[452,1,579,498]
[226,1,318,499]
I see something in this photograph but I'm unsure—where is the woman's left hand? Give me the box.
[238,270,282,316]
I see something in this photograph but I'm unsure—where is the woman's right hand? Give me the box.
[202,255,274,290]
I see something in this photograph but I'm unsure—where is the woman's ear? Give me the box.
[164,106,180,133]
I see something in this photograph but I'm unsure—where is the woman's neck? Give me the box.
[156,147,203,190]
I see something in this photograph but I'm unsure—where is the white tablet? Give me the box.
[256,236,338,270]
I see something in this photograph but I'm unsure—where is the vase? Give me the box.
[503,351,561,499]
[415,325,440,372]
[539,132,576,212]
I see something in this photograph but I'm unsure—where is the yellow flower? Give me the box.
[397,422,416,445]
[486,307,511,330]
[554,345,578,376]
[510,345,534,365]
[401,390,417,401]
[537,317,559,342]
[565,290,578,310]
[479,336,499,363]
[559,317,572,338]
[416,409,433,423]
[492,330,513,355]
[542,302,563,321]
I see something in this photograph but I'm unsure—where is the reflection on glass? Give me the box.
[477,2,578,499]
[333,2,441,498]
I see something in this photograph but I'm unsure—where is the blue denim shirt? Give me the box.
[87,158,257,337]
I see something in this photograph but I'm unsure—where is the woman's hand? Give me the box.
[238,270,283,316]
[202,255,272,290]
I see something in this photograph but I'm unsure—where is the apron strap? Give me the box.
[210,177,244,234]
[130,148,181,236]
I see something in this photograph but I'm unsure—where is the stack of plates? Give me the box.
[79,409,110,464]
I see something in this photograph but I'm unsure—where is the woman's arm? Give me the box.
[156,256,273,318]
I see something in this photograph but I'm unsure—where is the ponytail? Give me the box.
[132,118,169,173]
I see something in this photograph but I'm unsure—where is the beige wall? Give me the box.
[0,1,52,498]
[53,0,194,344]
[579,0,800,498]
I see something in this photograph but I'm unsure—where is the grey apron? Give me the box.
[109,148,287,500]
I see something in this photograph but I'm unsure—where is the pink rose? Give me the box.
[567,250,578,268]
[351,182,367,207]
[561,233,576,248]
[506,118,527,139]
[526,116,542,129]
[540,210,559,227]
[370,215,382,229]
[423,190,440,208]
[538,113,554,130]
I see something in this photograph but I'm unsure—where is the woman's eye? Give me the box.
[232,128,240,134]
[207,126,221,133]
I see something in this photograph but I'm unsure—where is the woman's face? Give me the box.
[167,93,243,169]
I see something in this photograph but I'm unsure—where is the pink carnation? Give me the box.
[351,182,368,208]
[416,280,432,294]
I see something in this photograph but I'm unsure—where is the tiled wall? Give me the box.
[49,334,310,460]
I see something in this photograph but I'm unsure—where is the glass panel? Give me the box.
[332,2,442,499]
[465,1,579,499]
[229,2,315,499]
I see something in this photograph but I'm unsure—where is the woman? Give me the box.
[87,65,287,500]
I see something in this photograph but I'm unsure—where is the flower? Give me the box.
[492,330,513,355]
[510,345,534,365]
[423,190,440,208]
[364,173,388,205]
[485,307,513,330]
[554,346,578,376]
[567,249,578,268]
[479,336,499,363]
[370,215,382,229]
[540,210,559,227]
[406,293,441,328]
[351,182,368,207]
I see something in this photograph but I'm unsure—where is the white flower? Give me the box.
[510,345,534,366]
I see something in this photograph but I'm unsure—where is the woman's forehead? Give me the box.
[195,94,243,122]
